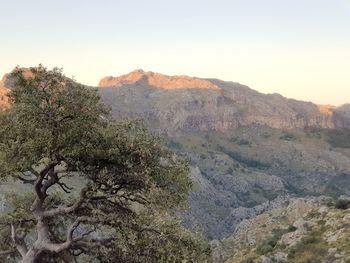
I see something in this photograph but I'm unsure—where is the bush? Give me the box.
[280,132,297,141]
[241,257,255,263]
[334,198,350,210]
[218,147,270,170]
[256,227,293,255]
[288,231,328,263]
[302,235,319,244]
[238,139,251,146]
[327,129,350,148]
[288,225,297,232]
[256,244,274,255]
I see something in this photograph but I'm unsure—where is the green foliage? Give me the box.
[0,191,35,223]
[305,128,323,139]
[0,66,212,263]
[240,257,255,263]
[218,146,270,170]
[256,244,274,255]
[288,229,328,263]
[230,136,252,146]
[327,129,350,148]
[279,132,297,141]
[256,227,292,255]
[288,225,297,232]
[326,197,350,210]
[0,66,108,177]
[334,199,350,210]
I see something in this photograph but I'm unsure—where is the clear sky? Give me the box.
[1,0,349,105]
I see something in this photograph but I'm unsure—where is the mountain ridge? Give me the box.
[96,70,350,135]
[2,68,349,135]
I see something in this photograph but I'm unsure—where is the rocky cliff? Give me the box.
[98,70,348,136]
[0,69,34,109]
[0,75,10,108]
[2,68,349,134]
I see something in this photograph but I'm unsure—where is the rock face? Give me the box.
[98,70,348,136]
[0,75,11,108]
[0,69,34,109]
[333,104,350,128]
[2,69,349,133]
[99,69,220,90]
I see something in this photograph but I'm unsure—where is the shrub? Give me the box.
[218,147,270,170]
[288,225,297,232]
[327,129,350,148]
[256,244,274,255]
[241,257,255,263]
[238,139,251,146]
[280,132,297,141]
[334,198,350,210]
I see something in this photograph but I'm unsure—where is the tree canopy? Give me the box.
[0,66,212,263]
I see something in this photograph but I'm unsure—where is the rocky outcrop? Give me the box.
[333,104,350,128]
[0,68,34,109]
[98,70,348,135]
[99,69,220,90]
[0,75,11,108]
[0,87,10,108]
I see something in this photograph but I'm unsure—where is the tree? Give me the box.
[0,66,212,263]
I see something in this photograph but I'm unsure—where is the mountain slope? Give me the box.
[96,70,350,241]
[98,70,348,136]
[167,126,350,239]
[2,68,349,133]
[216,197,350,263]
[1,68,349,244]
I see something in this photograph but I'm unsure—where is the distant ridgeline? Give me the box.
[2,69,350,133]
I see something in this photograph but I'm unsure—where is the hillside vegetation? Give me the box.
[217,197,350,263]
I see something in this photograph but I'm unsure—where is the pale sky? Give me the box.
[1,0,349,105]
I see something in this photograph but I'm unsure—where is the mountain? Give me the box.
[98,70,349,136]
[1,68,350,261]
[96,70,350,241]
[2,68,349,133]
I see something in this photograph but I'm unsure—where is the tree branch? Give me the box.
[11,223,28,258]
[29,168,40,177]
[42,187,88,218]
[0,248,17,256]
[16,173,36,184]
[66,216,90,242]
[41,216,92,253]
[33,162,59,203]
[57,181,73,193]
